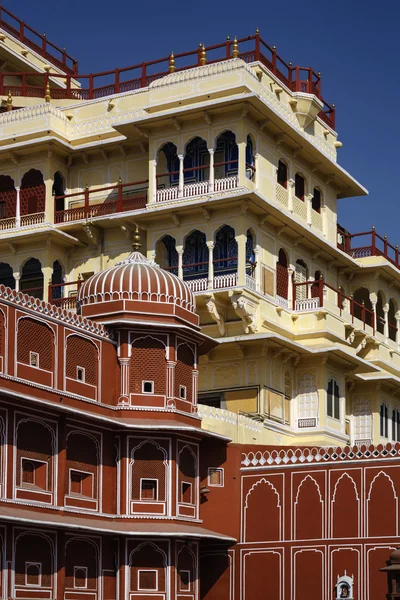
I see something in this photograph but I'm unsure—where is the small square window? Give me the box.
[208,467,224,487]
[181,481,192,504]
[70,470,93,498]
[142,381,154,394]
[179,385,187,399]
[179,570,190,592]
[30,352,39,368]
[76,366,85,382]
[141,479,158,501]
[138,570,157,591]
[74,566,88,589]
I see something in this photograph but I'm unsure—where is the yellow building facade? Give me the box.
[0,7,397,449]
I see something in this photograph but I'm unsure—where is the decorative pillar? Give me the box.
[176,246,184,280]
[288,266,294,308]
[192,370,199,411]
[288,179,294,213]
[236,230,247,286]
[322,206,328,238]
[149,159,157,204]
[44,178,54,224]
[13,272,20,292]
[254,245,260,291]
[178,154,184,198]
[237,138,246,187]
[254,153,259,189]
[208,149,214,192]
[118,358,130,405]
[15,186,20,227]
[166,361,176,400]
[383,303,389,341]
[306,193,313,227]
[206,241,214,289]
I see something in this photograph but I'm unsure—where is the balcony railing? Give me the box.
[0,5,78,74]
[55,180,148,224]
[0,31,334,127]
[338,225,400,269]
[0,212,45,231]
[48,279,82,310]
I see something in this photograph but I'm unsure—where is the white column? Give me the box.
[166,361,176,399]
[236,231,247,286]
[118,358,130,405]
[15,186,21,227]
[287,266,294,309]
[288,179,294,213]
[14,272,20,292]
[177,246,184,280]
[149,159,157,203]
[254,245,260,291]
[207,241,214,290]
[383,304,389,340]
[306,193,313,227]
[208,149,214,192]
[396,312,400,347]
[178,155,184,198]
[322,206,328,238]
[254,153,259,189]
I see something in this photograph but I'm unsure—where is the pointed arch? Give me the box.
[294,475,323,539]
[367,471,398,536]
[182,230,208,280]
[244,478,281,542]
[214,225,237,274]
[331,473,360,538]
[20,169,45,215]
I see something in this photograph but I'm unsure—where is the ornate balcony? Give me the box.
[338,225,400,269]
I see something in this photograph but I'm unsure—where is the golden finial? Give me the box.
[132,224,141,251]
[44,82,51,103]
[199,43,207,66]
[168,51,176,74]
[232,37,239,59]
[6,90,12,112]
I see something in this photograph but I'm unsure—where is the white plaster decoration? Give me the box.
[295,297,320,312]
[213,272,238,289]
[186,278,208,293]
[199,404,263,433]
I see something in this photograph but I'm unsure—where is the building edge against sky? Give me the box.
[0,4,398,599]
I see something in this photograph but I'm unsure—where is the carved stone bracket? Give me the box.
[231,294,258,334]
[82,224,100,247]
[205,296,226,336]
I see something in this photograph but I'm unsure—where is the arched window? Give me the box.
[131,441,167,503]
[215,131,238,176]
[389,299,397,342]
[158,142,179,185]
[246,134,255,179]
[26,563,41,586]
[327,378,340,420]
[21,169,45,215]
[0,262,15,289]
[380,402,389,438]
[353,287,373,327]
[246,230,255,276]
[353,398,372,444]
[0,175,17,219]
[53,172,65,212]
[311,270,323,299]
[312,188,322,212]
[298,373,318,425]
[214,225,237,274]
[51,260,63,300]
[295,173,305,201]
[178,446,196,505]
[284,370,292,425]
[158,235,178,276]
[276,248,288,300]
[392,407,400,442]
[295,259,308,301]
[376,292,385,335]
[184,137,208,182]
[183,230,208,280]
[277,160,288,188]
[20,258,43,299]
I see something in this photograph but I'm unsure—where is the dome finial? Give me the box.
[132,224,141,251]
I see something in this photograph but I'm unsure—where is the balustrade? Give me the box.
[338,226,400,270]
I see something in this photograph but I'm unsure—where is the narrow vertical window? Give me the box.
[295,173,305,200]
[277,160,288,188]
[312,188,321,212]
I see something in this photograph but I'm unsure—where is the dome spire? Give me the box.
[132,224,141,251]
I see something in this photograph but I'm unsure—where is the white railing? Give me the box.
[293,195,307,220]
[353,439,373,447]
[156,186,179,203]
[246,274,257,291]
[295,297,320,312]
[276,295,289,308]
[276,183,289,207]
[20,212,45,227]
[198,405,264,433]
[214,272,238,289]
[214,176,238,192]
[183,181,210,198]
[0,217,16,231]
[186,278,208,292]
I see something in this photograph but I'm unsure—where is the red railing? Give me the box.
[0,4,78,75]
[293,279,376,334]
[338,226,400,268]
[48,279,81,309]
[55,180,148,224]
[0,31,334,128]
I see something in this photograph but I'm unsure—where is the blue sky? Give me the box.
[12,0,398,241]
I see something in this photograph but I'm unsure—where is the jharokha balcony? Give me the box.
[0,27,334,128]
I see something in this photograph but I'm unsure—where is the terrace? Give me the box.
[338,225,400,268]
[0,27,334,128]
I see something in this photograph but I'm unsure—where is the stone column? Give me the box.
[176,246,184,280]
[254,153,259,189]
[208,149,214,192]
[166,361,176,400]
[396,312,400,347]
[236,229,247,286]
[44,178,54,224]
[383,304,389,340]
[254,245,260,291]
[288,179,294,213]
[178,154,184,198]
[148,158,157,204]
[13,272,20,292]
[288,266,294,309]
[118,358,130,405]
[322,206,328,238]
[15,186,20,227]
[306,193,313,227]
[206,241,214,290]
